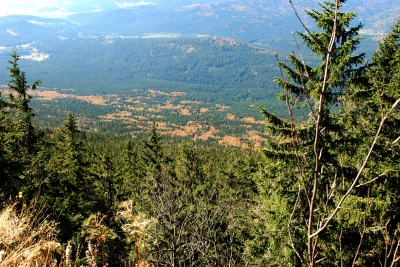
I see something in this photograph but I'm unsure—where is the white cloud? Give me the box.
[115,1,155,8]
[0,0,111,18]
[27,20,53,26]
[6,29,19,36]
[0,1,72,18]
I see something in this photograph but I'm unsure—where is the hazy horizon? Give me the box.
[0,0,157,18]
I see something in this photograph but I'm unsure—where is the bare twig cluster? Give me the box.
[116,200,154,267]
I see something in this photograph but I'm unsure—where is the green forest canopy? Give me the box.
[0,1,399,266]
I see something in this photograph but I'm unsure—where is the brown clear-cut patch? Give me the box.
[30,90,107,105]
[199,107,209,114]
[226,113,236,120]
[180,108,191,115]
[215,104,230,111]
[218,136,241,147]
[241,117,266,124]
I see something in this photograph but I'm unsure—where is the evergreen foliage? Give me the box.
[340,18,400,265]
[253,1,400,266]
[0,49,41,202]
[43,112,94,241]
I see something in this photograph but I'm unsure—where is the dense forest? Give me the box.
[0,22,379,139]
[0,36,290,140]
[1,0,400,266]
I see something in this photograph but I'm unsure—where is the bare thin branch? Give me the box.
[288,0,325,52]
[392,136,400,144]
[292,32,317,121]
[276,54,311,205]
[308,1,340,264]
[390,240,400,267]
[352,188,370,267]
[288,183,303,263]
[356,171,389,188]
[339,231,344,267]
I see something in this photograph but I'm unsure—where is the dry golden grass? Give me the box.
[195,125,218,141]
[199,107,209,114]
[116,200,154,267]
[30,90,107,105]
[82,213,116,267]
[179,108,191,115]
[218,136,241,147]
[215,104,230,111]
[0,201,60,267]
[169,91,185,97]
[241,117,266,124]
[245,130,264,150]
[0,197,157,267]
[128,106,146,111]
[75,95,107,105]
[211,36,240,46]
[226,113,236,120]
[179,100,201,105]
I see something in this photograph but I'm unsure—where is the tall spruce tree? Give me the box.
[339,18,400,265]
[44,112,93,242]
[251,0,391,266]
[0,49,41,200]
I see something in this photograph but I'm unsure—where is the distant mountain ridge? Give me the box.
[0,0,398,139]
[0,0,398,48]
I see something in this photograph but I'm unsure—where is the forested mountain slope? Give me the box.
[0,0,397,142]
[0,37,285,146]
[0,0,400,266]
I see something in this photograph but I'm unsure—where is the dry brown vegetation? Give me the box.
[186,46,195,53]
[116,200,154,267]
[30,90,107,105]
[0,201,60,267]
[179,108,191,115]
[199,107,209,114]
[218,136,241,147]
[241,117,266,124]
[226,113,236,120]
[0,198,155,267]
[215,104,230,111]
[210,37,240,46]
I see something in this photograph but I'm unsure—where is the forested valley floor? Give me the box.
[1,1,400,266]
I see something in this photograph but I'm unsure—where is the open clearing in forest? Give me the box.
[7,87,268,148]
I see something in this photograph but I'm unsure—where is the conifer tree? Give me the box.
[0,49,41,199]
[144,121,164,176]
[91,151,118,215]
[339,18,400,265]
[252,0,394,266]
[118,140,145,201]
[44,112,93,241]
